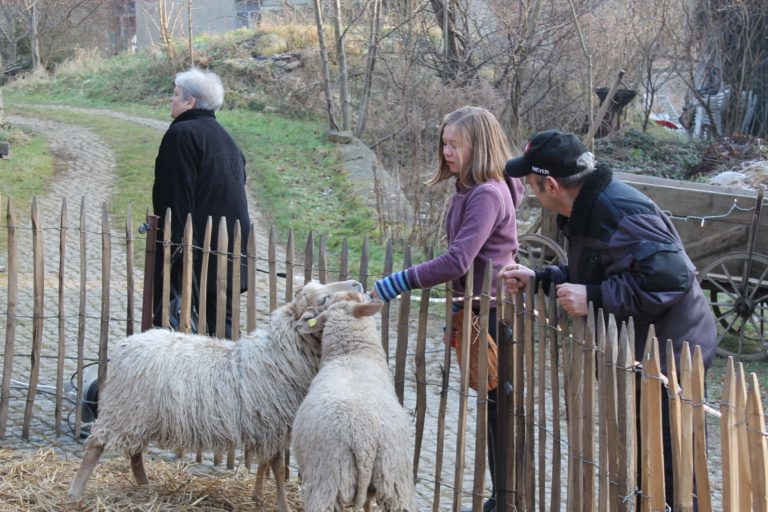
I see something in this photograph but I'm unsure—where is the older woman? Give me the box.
[152,67,250,338]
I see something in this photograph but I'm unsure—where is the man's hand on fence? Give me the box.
[555,283,587,316]
[499,263,535,291]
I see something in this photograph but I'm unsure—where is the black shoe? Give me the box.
[462,498,496,512]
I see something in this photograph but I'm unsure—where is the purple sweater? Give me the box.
[406,176,524,301]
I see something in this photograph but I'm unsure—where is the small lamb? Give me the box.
[68,279,363,512]
[292,291,417,511]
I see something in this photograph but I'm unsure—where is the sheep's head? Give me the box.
[304,291,383,334]
[291,280,364,335]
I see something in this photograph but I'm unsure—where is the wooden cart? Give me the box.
[516,172,768,361]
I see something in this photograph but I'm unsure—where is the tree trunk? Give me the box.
[29,2,41,70]
[331,0,349,130]
[355,0,381,136]
[312,0,339,131]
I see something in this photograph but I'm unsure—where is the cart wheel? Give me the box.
[517,233,567,268]
[698,251,768,361]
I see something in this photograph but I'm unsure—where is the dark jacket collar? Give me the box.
[558,165,613,236]
[171,108,216,125]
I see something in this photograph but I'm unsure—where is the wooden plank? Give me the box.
[735,363,752,511]
[140,211,158,332]
[582,308,596,512]
[358,236,369,292]
[523,281,536,509]
[75,199,87,439]
[720,357,739,511]
[338,238,348,281]
[472,263,492,512]
[496,284,515,512]
[284,228,294,303]
[247,225,256,333]
[555,289,569,512]
[229,220,242,469]
[213,217,228,467]
[514,286,527,510]
[691,346,712,511]
[230,219,241,341]
[98,204,111,389]
[431,285,453,512]
[639,335,664,512]
[0,197,18,436]
[413,247,432,480]
[55,199,67,437]
[197,217,212,338]
[303,230,313,284]
[215,216,228,339]
[666,341,682,510]
[161,208,172,328]
[617,321,637,512]
[452,265,473,512]
[604,314,620,511]
[318,233,327,284]
[596,309,608,512]
[678,343,694,512]
[269,226,277,311]
[125,206,135,336]
[537,288,548,512]
[548,289,562,511]
[685,225,748,261]
[23,197,45,439]
[181,215,194,334]
[568,316,585,512]
[746,373,768,511]
[394,246,411,405]
[380,238,393,359]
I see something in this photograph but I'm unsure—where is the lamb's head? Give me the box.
[303,291,384,354]
[291,280,364,336]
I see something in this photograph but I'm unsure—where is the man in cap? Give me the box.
[500,130,716,510]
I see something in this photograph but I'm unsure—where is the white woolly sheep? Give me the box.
[68,279,364,512]
[292,292,417,511]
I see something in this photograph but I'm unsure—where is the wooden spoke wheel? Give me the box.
[516,233,567,269]
[698,251,768,361]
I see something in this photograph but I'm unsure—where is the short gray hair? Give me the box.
[174,68,224,111]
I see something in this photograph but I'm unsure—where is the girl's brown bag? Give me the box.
[450,310,498,391]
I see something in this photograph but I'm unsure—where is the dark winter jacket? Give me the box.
[152,109,250,314]
[535,166,716,372]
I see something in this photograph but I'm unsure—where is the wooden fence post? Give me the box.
[0,197,18,437]
[55,199,67,437]
[412,247,433,479]
[140,211,158,332]
[22,196,44,439]
[432,284,454,512]
[453,263,473,511]
[472,263,492,511]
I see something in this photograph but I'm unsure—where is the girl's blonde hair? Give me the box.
[427,106,512,188]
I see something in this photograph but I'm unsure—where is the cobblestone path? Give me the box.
[1,108,489,509]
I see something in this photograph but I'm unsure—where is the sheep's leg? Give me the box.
[363,498,372,512]
[243,447,252,471]
[252,462,270,505]
[270,454,291,512]
[68,442,104,499]
[130,451,149,485]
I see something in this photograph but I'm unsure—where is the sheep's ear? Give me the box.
[352,300,383,318]
[296,310,327,335]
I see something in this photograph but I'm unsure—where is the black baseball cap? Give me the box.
[505,131,593,178]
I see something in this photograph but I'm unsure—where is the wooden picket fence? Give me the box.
[1,196,768,511]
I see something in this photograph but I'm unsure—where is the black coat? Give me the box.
[535,166,716,372]
[152,109,251,319]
